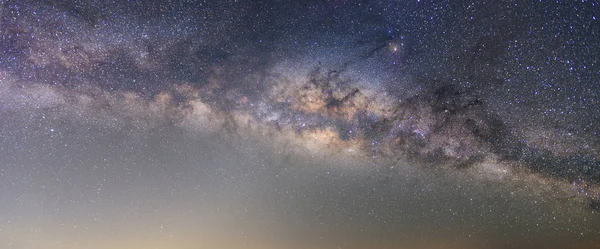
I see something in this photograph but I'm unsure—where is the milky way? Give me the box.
[1,0,600,248]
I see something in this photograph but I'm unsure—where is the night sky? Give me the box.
[1,0,600,248]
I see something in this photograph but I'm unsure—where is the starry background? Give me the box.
[1,0,600,248]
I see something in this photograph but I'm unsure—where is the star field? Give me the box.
[1,0,600,248]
